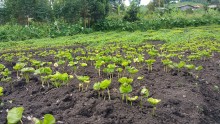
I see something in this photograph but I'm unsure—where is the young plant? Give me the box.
[13,63,26,78]
[1,68,12,82]
[148,49,158,58]
[7,107,24,124]
[121,60,130,67]
[95,60,105,77]
[195,65,203,79]
[145,59,156,72]
[80,63,87,67]
[116,67,123,78]
[118,77,133,103]
[21,67,35,83]
[93,82,101,98]
[127,96,138,106]
[30,59,41,69]
[173,61,186,72]
[34,67,53,87]
[76,75,90,91]
[126,66,139,78]
[100,79,111,100]
[49,72,73,88]
[137,76,144,80]
[184,64,195,75]
[161,59,173,72]
[103,64,116,79]
[68,61,78,74]
[140,87,149,107]
[0,64,5,72]
[0,87,3,96]
[147,98,161,116]
[32,114,56,124]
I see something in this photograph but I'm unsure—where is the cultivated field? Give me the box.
[0,25,220,124]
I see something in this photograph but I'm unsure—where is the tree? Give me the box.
[123,0,140,22]
[154,0,165,7]
[90,0,109,23]
[3,0,52,24]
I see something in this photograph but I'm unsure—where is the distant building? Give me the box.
[208,5,218,9]
[169,1,179,4]
[178,5,200,11]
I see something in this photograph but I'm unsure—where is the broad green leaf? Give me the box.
[21,67,35,73]
[196,66,203,71]
[0,87,3,96]
[100,79,111,90]
[147,98,161,106]
[93,82,101,91]
[119,83,132,94]
[13,63,26,71]
[0,64,5,71]
[33,117,42,124]
[118,77,133,84]
[127,96,138,101]
[43,114,56,124]
[7,107,24,124]
[141,87,149,97]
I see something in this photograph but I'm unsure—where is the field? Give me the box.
[0,25,220,124]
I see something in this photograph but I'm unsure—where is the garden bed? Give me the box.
[0,41,220,124]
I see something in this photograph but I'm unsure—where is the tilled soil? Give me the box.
[0,48,220,124]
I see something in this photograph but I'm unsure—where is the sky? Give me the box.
[124,0,151,6]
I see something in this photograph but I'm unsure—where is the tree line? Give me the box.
[0,0,219,26]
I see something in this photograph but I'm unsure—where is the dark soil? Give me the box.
[0,44,220,124]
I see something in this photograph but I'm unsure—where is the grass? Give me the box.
[0,25,220,52]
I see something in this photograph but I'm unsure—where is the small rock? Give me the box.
[183,95,186,98]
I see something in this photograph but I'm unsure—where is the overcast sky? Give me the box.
[124,0,151,6]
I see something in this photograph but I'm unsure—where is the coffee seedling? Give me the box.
[147,98,161,116]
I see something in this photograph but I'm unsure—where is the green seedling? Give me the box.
[145,59,156,72]
[121,60,130,67]
[7,107,24,124]
[76,75,90,91]
[0,87,3,96]
[116,67,122,77]
[13,63,26,78]
[30,59,41,69]
[0,64,5,71]
[126,66,139,78]
[95,60,105,77]
[174,61,186,72]
[133,55,144,67]
[21,67,35,83]
[103,64,116,79]
[195,65,203,79]
[137,76,144,80]
[127,96,138,106]
[80,63,87,67]
[185,64,195,75]
[100,79,111,100]
[161,59,173,72]
[32,114,56,124]
[1,68,12,83]
[49,72,73,88]
[147,97,161,116]
[148,49,158,58]
[1,68,11,77]
[118,77,133,103]
[68,61,78,74]
[34,67,53,87]
[93,82,101,98]
[140,87,149,107]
